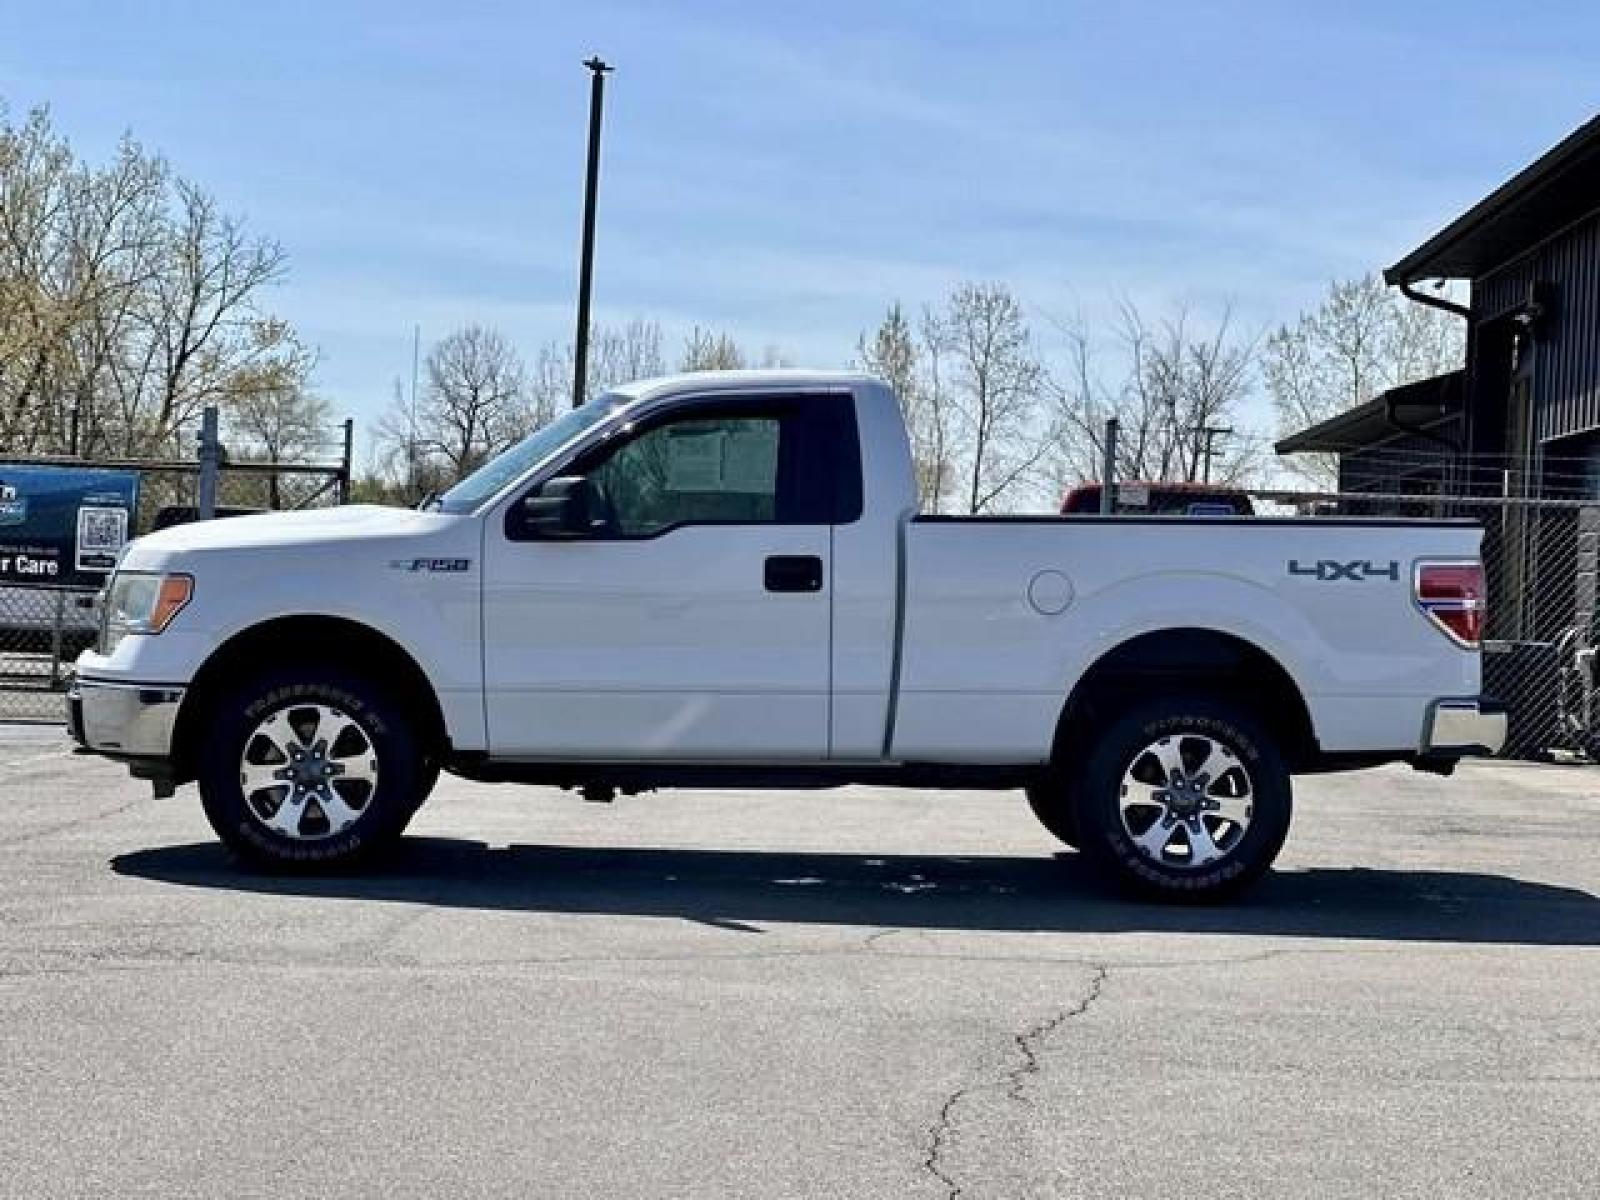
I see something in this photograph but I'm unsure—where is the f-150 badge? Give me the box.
[388,558,472,573]
[1288,559,1399,582]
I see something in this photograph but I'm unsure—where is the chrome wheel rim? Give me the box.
[1118,733,1253,869]
[238,703,379,841]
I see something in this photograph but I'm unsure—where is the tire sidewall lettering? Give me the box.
[201,668,416,870]
[1075,698,1292,900]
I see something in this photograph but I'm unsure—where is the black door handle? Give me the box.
[764,555,824,593]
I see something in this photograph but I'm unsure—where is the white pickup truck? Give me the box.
[68,371,1504,899]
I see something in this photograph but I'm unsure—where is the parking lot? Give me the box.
[0,726,1596,1199]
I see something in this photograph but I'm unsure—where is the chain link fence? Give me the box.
[1452,495,1591,761]
[0,410,350,722]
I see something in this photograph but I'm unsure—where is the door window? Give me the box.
[507,394,863,541]
[589,415,781,536]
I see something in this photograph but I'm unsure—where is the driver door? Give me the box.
[482,394,848,761]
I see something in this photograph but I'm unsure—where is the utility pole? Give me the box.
[572,56,613,408]
[196,405,220,520]
[408,323,421,498]
[1100,417,1119,513]
[1195,424,1232,484]
[338,418,354,505]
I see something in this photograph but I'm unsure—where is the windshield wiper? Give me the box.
[415,492,443,513]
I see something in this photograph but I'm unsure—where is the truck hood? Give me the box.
[120,505,463,567]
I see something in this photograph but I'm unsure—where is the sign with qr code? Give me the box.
[0,465,139,587]
[76,507,130,573]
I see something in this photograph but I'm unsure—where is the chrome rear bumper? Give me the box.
[1422,698,1507,757]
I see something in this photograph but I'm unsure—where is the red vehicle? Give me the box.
[1061,481,1255,517]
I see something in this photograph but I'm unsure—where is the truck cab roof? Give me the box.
[614,370,881,405]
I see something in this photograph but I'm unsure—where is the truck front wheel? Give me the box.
[198,667,425,869]
[1071,697,1292,901]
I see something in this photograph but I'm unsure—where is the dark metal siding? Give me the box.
[1473,213,1600,444]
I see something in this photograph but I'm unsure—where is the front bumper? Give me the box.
[66,676,185,760]
[1422,697,1507,757]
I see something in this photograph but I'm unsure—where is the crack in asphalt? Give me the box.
[922,1081,971,1199]
[1004,965,1109,1104]
[921,965,1108,1199]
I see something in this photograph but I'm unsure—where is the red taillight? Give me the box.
[1416,562,1485,647]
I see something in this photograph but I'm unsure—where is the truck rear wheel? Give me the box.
[1071,697,1291,901]
[198,667,425,869]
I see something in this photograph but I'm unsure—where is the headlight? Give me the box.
[100,572,193,653]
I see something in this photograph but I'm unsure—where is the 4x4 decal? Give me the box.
[1288,559,1399,582]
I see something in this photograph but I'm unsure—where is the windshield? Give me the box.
[434,395,620,514]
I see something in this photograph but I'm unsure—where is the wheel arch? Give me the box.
[1053,627,1318,771]
[171,614,449,782]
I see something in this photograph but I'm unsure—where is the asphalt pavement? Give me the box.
[1,726,1596,1198]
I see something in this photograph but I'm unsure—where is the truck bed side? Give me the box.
[889,515,1484,763]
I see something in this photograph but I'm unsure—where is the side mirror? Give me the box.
[517,476,598,539]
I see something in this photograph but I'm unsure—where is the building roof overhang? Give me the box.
[1275,371,1464,455]
[1384,115,1600,284]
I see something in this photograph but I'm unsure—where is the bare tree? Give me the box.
[679,326,746,372]
[226,321,329,507]
[129,181,288,452]
[855,302,953,508]
[856,302,917,403]
[0,109,169,452]
[371,377,449,505]
[1049,301,1261,491]
[588,318,666,388]
[522,341,574,433]
[1149,305,1260,484]
[0,106,82,449]
[0,105,309,457]
[1264,274,1465,486]
[915,307,958,511]
[518,318,666,431]
[939,282,1048,513]
[374,324,526,483]
[1040,310,1106,488]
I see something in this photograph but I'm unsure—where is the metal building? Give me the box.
[1387,115,1600,487]
[1280,114,1600,757]
[1281,113,1600,494]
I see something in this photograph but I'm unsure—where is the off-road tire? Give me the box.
[1071,696,1292,902]
[198,666,424,870]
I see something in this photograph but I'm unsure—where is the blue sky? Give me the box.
[4,0,1597,441]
